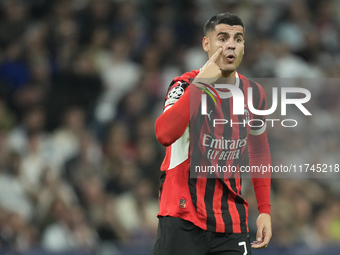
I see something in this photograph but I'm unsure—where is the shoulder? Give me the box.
[173,69,200,84]
[162,70,199,110]
[165,69,200,96]
[238,73,266,97]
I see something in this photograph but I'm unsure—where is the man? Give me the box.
[153,12,271,255]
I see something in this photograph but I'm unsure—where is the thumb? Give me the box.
[256,228,263,242]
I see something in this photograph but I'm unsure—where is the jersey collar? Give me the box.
[215,72,240,99]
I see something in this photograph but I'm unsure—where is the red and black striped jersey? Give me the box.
[155,69,271,234]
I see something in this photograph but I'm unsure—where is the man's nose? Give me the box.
[226,39,236,50]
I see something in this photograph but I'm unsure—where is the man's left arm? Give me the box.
[248,130,272,249]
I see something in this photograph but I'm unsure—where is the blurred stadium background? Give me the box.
[0,0,339,254]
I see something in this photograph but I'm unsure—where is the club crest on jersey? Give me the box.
[243,104,250,123]
[168,82,185,99]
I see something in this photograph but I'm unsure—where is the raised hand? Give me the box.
[194,47,223,84]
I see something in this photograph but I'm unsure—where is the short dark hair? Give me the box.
[203,12,244,35]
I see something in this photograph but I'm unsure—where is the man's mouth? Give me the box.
[226,53,235,62]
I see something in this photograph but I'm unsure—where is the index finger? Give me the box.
[209,47,223,63]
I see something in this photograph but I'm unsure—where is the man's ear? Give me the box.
[202,36,209,52]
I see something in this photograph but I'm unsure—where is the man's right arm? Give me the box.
[155,84,195,147]
[155,48,223,147]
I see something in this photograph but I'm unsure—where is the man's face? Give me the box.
[203,24,245,75]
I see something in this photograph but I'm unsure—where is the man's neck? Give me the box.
[221,70,236,79]
[215,70,237,87]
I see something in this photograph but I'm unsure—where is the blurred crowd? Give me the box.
[0,0,339,254]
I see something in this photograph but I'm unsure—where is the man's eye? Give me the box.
[220,37,225,42]
[236,38,242,43]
